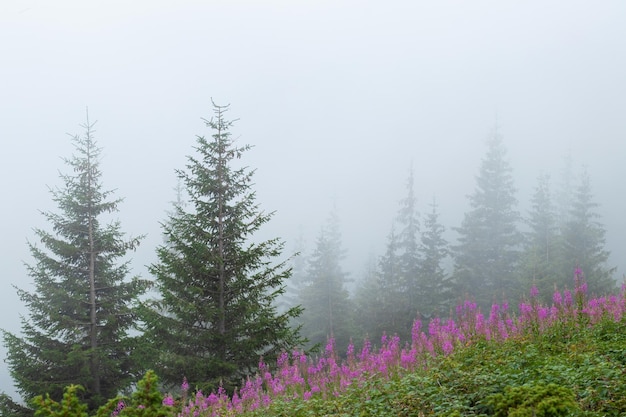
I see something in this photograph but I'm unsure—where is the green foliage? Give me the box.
[29,372,174,417]
[486,383,579,417]
[140,101,304,393]
[3,117,148,412]
[1,392,35,417]
[19,292,626,417]
[31,385,88,417]
[253,313,626,416]
[96,371,173,417]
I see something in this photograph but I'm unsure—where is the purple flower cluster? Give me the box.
[172,270,625,416]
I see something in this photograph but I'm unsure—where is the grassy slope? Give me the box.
[249,317,626,416]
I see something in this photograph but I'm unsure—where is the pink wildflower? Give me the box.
[530,285,539,298]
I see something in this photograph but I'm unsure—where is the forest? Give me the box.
[0,101,620,417]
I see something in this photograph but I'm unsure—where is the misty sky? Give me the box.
[1,0,625,399]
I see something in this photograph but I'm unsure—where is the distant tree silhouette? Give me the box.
[561,169,616,295]
[452,129,522,309]
[299,208,354,352]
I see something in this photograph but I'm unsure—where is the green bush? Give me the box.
[31,384,88,417]
[95,371,173,417]
[486,383,580,417]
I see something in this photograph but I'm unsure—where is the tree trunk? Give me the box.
[86,122,100,396]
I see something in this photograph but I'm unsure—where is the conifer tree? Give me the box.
[139,101,303,393]
[555,152,575,232]
[519,174,563,302]
[353,254,384,342]
[276,232,307,316]
[452,129,522,309]
[561,169,615,294]
[2,117,147,413]
[355,167,423,343]
[396,167,421,318]
[417,198,450,318]
[299,209,354,352]
[354,227,404,343]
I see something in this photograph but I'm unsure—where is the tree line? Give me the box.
[0,104,616,416]
[285,127,616,350]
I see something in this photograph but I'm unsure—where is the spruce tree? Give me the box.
[396,166,421,320]
[139,101,303,393]
[452,129,522,309]
[561,169,615,294]
[354,227,404,343]
[276,232,307,316]
[519,174,563,302]
[299,209,354,352]
[417,198,450,318]
[353,254,384,342]
[2,117,147,413]
[355,167,425,343]
[555,152,575,232]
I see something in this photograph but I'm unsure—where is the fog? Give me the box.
[1,0,625,399]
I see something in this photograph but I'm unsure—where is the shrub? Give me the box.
[486,383,580,417]
[95,371,174,417]
[31,385,88,417]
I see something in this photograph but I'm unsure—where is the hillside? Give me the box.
[22,283,626,417]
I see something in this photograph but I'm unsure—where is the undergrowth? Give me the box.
[28,277,626,416]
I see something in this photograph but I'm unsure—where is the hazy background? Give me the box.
[1,0,625,399]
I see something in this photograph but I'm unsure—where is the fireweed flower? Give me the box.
[162,395,175,406]
[411,319,423,346]
[170,287,626,417]
[358,339,371,362]
[111,401,125,417]
[277,351,289,368]
[325,338,335,357]
[564,290,573,307]
[530,285,539,299]
[346,340,355,359]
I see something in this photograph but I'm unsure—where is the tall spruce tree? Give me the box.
[139,102,303,393]
[2,117,147,413]
[355,167,424,343]
[396,166,421,318]
[354,226,404,343]
[276,231,307,316]
[299,209,354,352]
[353,254,384,342]
[561,169,615,294]
[555,152,575,233]
[452,129,522,309]
[417,198,450,318]
[519,174,565,302]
